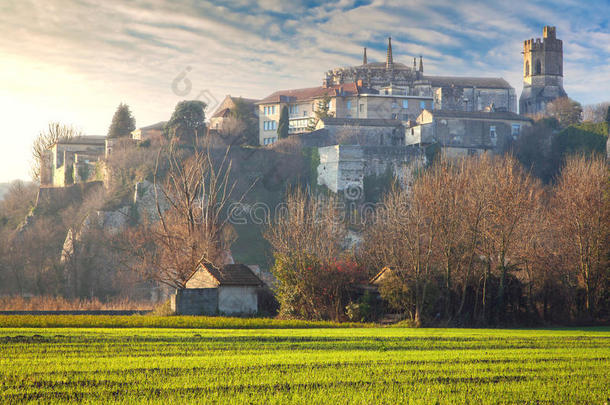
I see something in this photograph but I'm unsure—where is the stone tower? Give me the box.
[519,26,567,115]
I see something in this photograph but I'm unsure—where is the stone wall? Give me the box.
[317,145,425,194]
[171,286,258,315]
[171,288,218,315]
[218,286,258,315]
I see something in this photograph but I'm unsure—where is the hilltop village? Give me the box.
[2,26,608,323]
[41,27,566,196]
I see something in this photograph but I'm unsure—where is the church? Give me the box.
[255,36,519,146]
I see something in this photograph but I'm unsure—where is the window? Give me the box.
[525,60,530,76]
[402,99,409,109]
[359,104,364,113]
[272,106,276,114]
[489,125,496,138]
[303,111,307,117]
[289,104,298,114]
[420,101,426,109]
[263,121,277,131]
[392,101,398,108]
[263,137,276,145]
[535,59,541,75]
[346,101,352,109]
[511,124,521,137]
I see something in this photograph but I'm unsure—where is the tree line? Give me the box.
[265,154,609,325]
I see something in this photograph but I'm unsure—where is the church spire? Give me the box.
[413,57,417,70]
[386,37,393,69]
[363,47,367,65]
[419,55,424,72]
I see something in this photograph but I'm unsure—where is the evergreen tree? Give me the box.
[605,105,610,133]
[307,95,334,131]
[230,98,258,145]
[277,105,289,139]
[165,100,207,144]
[107,103,136,138]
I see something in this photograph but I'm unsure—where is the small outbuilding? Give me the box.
[171,263,264,316]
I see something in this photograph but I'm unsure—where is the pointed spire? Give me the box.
[419,55,424,72]
[413,57,417,70]
[363,47,367,65]
[386,37,393,69]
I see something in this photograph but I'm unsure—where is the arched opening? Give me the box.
[535,59,541,75]
[525,60,529,76]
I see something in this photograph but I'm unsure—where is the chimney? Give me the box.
[419,55,424,72]
[363,47,367,65]
[386,37,393,69]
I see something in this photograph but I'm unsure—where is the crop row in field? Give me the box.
[0,326,608,404]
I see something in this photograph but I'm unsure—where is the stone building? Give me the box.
[172,263,264,315]
[317,144,425,194]
[315,117,405,146]
[257,37,517,146]
[324,37,516,113]
[406,109,533,156]
[130,121,166,142]
[519,26,567,115]
[256,82,432,146]
[209,95,259,131]
[40,136,105,187]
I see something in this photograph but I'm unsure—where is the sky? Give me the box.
[1,0,609,183]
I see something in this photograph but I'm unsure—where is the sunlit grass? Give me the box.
[0,322,608,403]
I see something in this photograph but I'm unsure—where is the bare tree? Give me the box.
[546,97,583,127]
[479,155,541,322]
[365,179,437,325]
[583,102,610,123]
[551,155,609,316]
[31,122,81,182]
[121,145,251,289]
[265,187,345,263]
[265,187,353,320]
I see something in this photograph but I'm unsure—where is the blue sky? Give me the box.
[1,0,609,182]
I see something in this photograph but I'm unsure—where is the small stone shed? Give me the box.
[171,264,264,316]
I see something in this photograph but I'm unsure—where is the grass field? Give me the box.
[0,317,608,404]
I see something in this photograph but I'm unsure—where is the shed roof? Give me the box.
[189,263,264,287]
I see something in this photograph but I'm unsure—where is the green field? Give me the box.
[0,318,608,404]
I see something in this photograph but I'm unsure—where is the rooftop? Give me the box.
[55,135,106,146]
[137,121,166,131]
[194,263,263,287]
[425,110,531,121]
[258,83,360,104]
[320,117,404,127]
[425,75,512,89]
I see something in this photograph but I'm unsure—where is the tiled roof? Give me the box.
[57,136,106,145]
[425,75,513,89]
[211,108,231,119]
[320,117,403,127]
[428,110,532,122]
[199,263,263,286]
[139,121,166,130]
[258,83,360,104]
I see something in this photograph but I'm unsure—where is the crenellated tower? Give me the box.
[519,26,567,115]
